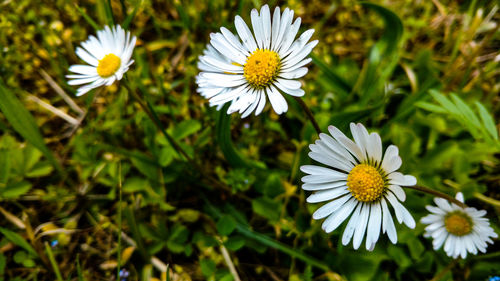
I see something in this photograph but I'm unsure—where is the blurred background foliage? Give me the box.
[0,0,499,280]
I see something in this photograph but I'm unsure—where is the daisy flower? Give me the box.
[421,192,497,259]
[196,5,317,117]
[67,25,136,96]
[300,123,417,251]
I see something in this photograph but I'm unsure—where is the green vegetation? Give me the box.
[0,0,499,280]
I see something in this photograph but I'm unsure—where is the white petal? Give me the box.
[76,47,99,66]
[353,204,370,250]
[381,145,399,172]
[241,91,260,118]
[328,125,365,162]
[342,203,362,245]
[270,7,281,50]
[322,198,358,233]
[266,85,288,115]
[260,5,271,49]
[275,78,301,90]
[254,90,267,116]
[366,203,382,250]
[381,198,398,244]
[67,76,99,85]
[278,67,308,79]
[272,8,292,51]
[388,172,417,186]
[69,64,97,75]
[274,79,305,97]
[250,9,264,49]
[313,195,351,220]
[300,165,348,177]
[234,15,258,52]
[302,182,347,191]
[368,133,383,164]
[277,17,301,55]
[280,28,314,59]
[306,188,349,203]
[308,151,353,172]
[389,185,406,202]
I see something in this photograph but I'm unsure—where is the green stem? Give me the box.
[44,241,63,281]
[117,162,123,281]
[294,96,321,135]
[473,192,500,207]
[404,185,467,208]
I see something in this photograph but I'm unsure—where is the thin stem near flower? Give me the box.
[404,185,467,208]
[294,97,321,135]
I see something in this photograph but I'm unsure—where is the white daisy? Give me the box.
[300,123,417,251]
[67,25,136,96]
[421,192,497,259]
[196,5,317,117]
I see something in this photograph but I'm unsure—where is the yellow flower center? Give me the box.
[444,212,472,236]
[97,54,121,78]
[243,49,280,88]
[347,164,386,202]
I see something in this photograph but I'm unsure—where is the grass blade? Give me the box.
[45,241,63,281]
[74,5,101,31]
[0,81,62,174]
[204,200,330,272]
[215,105,252,168]
[310,53,351,97]
[123,0,142,29]
[476,102,498,141]
[357,2,403,103]
[0,227,38,257]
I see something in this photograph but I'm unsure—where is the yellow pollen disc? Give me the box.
[243,49,280,88]
[97,53,121,78]
[444,212,472,236]
[347,164,385,202]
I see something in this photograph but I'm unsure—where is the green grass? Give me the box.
[0,0,499,280]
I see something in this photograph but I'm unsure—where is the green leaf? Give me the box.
[429,90,460,115]
[200,259,216,277]
[215,105,252,168]
[310,53,351,97]
[26,161,54,178]
[0,180,32,199]
[0,150,10,185]
[357,2,403,103]
[0,227,38,257]
[216,215,236,236]
[173,120,201,140]
[0,82,62,174]
[414,101,447,113]
[476,102,498,140]
[251,197,280,222]
[224,236,245,251]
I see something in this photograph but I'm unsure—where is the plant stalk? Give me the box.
[294,97,321,135]
[404,185,467,208]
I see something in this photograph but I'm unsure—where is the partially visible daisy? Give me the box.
[196,5,317,117]
[67,25,136,96]
[300,123,416,251]
[421,192,497,259]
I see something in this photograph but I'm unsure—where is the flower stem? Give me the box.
[404,185,468,209]
[294,97,321,135]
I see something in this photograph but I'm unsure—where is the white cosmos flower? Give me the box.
[196,5,317,117]
[300,123,417,251]
[421,192,497,259]
[67,25,136,96]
